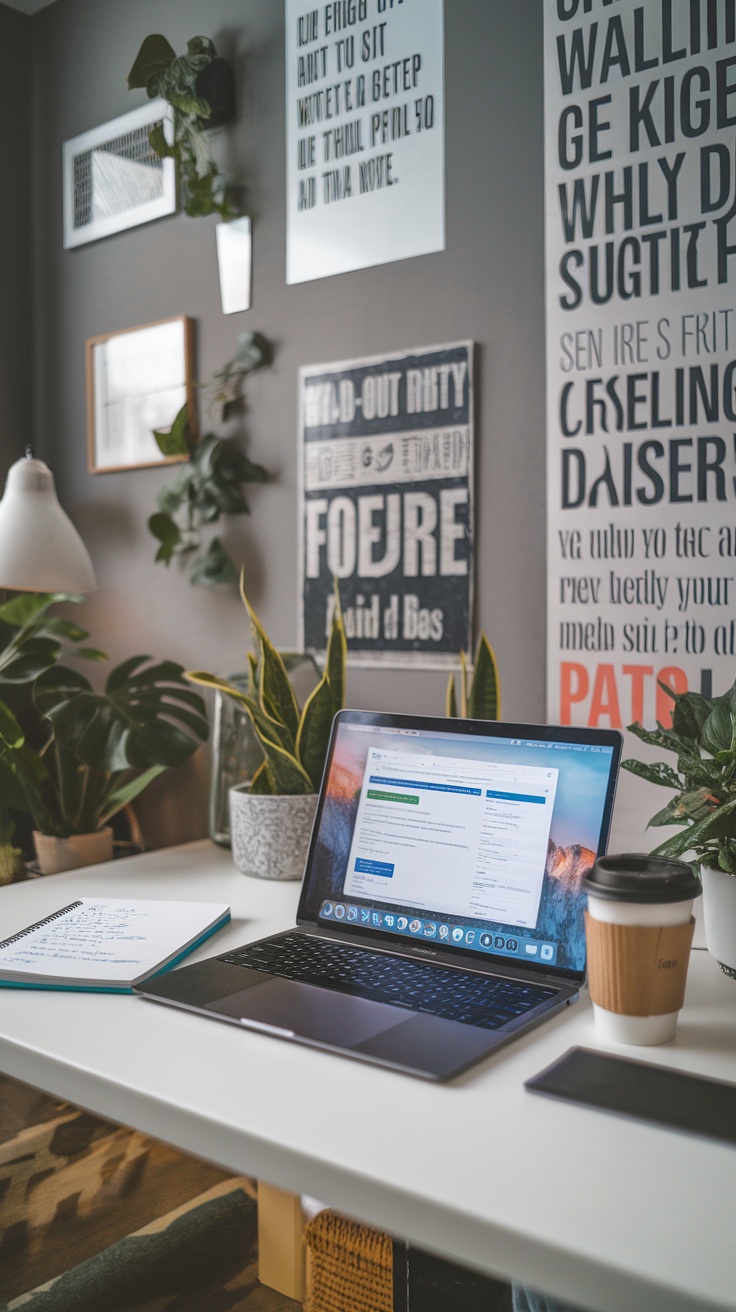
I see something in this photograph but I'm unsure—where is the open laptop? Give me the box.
[137,710,622,1080]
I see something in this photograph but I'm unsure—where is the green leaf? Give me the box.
[253,738,314,795]
[620,759,683,789]
[234,332,271,374]
[296,675,334,791]
[76,647,109,662]
[148,121,176,158]
[0,592,84,628]
[149,511,183,564]
[127,34,176,90]
[325,584,347,719]
[0,698,24,750]
[446,673,457,718]
[153,403,191,457]
[0,637,61,684]
[185,671,293,756]
[240,578,300,744]
[96,766,166,828]
[467,633,500,721]
[189,538,238,586]
[34,659,208,773]
[652,795,736,859]
[670,689,714,742]
[702,687,736,757]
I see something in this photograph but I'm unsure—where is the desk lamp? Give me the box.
[0,448,96,593]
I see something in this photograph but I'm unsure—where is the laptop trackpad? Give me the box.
[206,978,411,1047]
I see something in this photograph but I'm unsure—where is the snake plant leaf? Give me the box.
[240,577,300,744]
[248,761,273,794]
[446,673,457,718]
[127,34,176,90]
[189,538,238,586]
[34,659,207,772]
[153,403,191,457]
[296,675,334,791]
[325,587,346,718]
[459,650,468,718]
[185,672,292,754]
[620,759,683,789]
[467,633,501,721]
[252,738,314,795]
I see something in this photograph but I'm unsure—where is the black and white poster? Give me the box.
[299,342,473,667]
[285,0,445,284]
[545,1,736,844]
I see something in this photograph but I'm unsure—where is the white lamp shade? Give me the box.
[0,457,96,592]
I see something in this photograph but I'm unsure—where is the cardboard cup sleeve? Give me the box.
[584,913,695,1016]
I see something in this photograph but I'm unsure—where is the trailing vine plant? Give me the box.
[148,333,272,587]
[127,34,237,219]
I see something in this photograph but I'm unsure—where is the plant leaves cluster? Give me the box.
[622,678,736,875]
[187,577,347,796]
[446,633,501,721]
[148,335,271,586]
[0,595,208,841]
[127,34,236,219]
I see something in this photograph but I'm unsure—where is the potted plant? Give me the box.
[621,677,736,977]
[0,593,208,875]
[127,34,237,219]
[446,632,501,720]
[187,580,347,880]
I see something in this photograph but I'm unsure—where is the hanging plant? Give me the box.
[148,333,272,587]
[127,34,237,219]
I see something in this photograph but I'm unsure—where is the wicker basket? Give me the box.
[305,1209,393,1312]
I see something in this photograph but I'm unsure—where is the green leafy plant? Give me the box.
[0,594,208,840]
[621,678,736,875]
[127,34,237,219]
[187,579,347,795]
[148,334,271,586]
[446,633,501,720]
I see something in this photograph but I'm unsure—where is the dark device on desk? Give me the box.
[137,710,621,1080]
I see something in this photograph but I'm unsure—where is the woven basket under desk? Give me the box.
[304,1208,393,1312]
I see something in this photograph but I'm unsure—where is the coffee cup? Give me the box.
[584,853,702,1045]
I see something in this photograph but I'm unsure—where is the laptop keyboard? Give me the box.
[220,933,557,1030]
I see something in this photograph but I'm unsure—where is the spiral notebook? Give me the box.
[0,898,231,992]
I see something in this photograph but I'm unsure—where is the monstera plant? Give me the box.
[0,593,208,873]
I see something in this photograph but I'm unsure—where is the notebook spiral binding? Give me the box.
[0,902,83,951]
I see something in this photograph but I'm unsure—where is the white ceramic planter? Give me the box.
[229,787,318,881]
[33,828,114,876]
[701,865,736,979]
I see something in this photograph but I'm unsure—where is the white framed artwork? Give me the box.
[86,317,193,473]
[63,100,176,249]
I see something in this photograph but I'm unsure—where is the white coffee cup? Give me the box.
[584,854,701,1045]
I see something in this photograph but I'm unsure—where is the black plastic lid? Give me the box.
[584,853,702,903]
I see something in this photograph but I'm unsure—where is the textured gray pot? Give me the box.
[228,786,318,880]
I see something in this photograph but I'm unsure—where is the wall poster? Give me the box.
[299,342,473,668]
[285,0,445,284]
[545,1,736,844]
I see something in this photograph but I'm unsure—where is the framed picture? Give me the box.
[63,100,176,250]
[86,317,194,474]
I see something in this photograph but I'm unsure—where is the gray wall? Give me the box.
[0,6,32,468]
[28,0,546,695]
[20,0,546,834]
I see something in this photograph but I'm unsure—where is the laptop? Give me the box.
[137,710,622,1081]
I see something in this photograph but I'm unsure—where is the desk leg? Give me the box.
[257,1181,306,1301]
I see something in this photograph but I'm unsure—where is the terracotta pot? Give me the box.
[701,865,736,979]
[228,787,318,881]
[33,828,114,876]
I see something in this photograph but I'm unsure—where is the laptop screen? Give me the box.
[298,711,621,981]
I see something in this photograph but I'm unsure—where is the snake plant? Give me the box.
[446,632,501,721]
[187,579,347,795]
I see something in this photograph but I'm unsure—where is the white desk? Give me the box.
[0,841,734,1312]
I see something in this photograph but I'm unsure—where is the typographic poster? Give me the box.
[298,342,473,667]
[545,1,736,842]
[285,0,445,284]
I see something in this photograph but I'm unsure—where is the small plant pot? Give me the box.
[701,865,736,979]
[228,787,318,881]
[33,828,114,876]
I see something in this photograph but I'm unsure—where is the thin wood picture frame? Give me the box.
[86,316,194,474]
[63,100,176,250]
